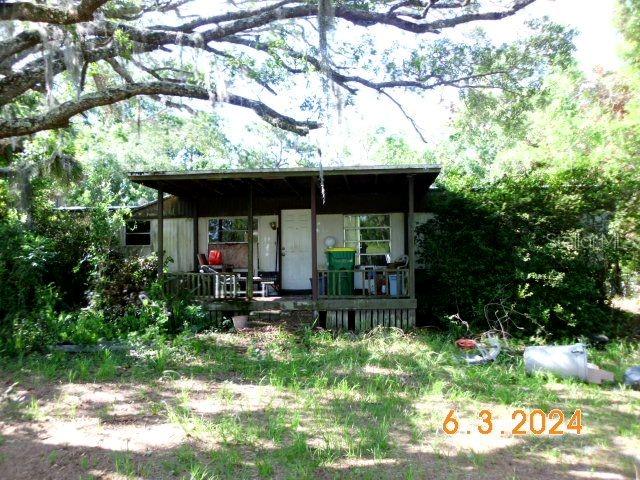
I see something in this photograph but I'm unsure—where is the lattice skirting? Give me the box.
[325,308,415,332]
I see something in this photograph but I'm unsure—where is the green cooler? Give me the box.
[326,247,356,296]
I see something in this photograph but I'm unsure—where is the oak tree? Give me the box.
[0,0,571,142]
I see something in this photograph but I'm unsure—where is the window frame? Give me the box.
[208,217,258,244]
[124,220,151,247]
[343,214,392,266]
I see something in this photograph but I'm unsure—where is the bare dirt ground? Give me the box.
[1,327,639,479]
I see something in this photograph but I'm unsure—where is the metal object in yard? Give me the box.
[524,344,615,384]
[624,366,640,389]
[459,335,501,365]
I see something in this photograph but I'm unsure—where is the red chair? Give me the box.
[199,252,222,273]
[208,249,223,266]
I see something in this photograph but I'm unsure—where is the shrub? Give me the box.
[416,166,630,338]
[9,286,60,353]
[88,253,159,320]
[0,176,215,353]
[0,212,59,353]
[55,310,117,345]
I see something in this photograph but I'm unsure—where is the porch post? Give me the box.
[407,175,416,299]
[157,189,164,276]
[310,177,319,300]
[247,183,254,299]
[192,200,199,271]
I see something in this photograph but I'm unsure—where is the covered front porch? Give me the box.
[128,165,440,329]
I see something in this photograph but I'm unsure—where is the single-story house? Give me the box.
[126,164,440,330]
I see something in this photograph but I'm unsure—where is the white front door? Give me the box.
[281,209,311,290]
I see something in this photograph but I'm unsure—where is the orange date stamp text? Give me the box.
[442,409,583,436]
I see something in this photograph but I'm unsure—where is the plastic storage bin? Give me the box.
[326,247,356,296]
[388,274,398,296]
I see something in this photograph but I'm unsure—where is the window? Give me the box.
[125,220,151,246]
[208,218,257,243]
[344,214,391,266]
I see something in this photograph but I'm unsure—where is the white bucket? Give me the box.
[232,315,249,330]
[524,344,588,381]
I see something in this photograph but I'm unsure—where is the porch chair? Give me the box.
[198,250,227,273]
[198,253,218,273]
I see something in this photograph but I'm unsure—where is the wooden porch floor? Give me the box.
[202,294,417,312]
[201,294,417,331]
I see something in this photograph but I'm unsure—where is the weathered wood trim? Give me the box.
[310,177,319,301]
[328,308,415,332]
[166,272,244,300]
[403,212,409,257]
[276,210,282,288]
[326,311,336,330]
[132,192,435,219]
[247,184,254,299]
[157,189,164,276]
[130,165,440,182]
[192,200,199,271]
[407,175,416,299]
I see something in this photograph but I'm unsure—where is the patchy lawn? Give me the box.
[1,327,639,479]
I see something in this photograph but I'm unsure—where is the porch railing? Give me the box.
[165,268,410,300]
[165,272,241,299]
[317,268,410,298]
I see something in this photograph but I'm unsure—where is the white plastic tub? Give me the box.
[524,344,588,380]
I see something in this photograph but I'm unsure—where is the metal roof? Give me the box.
[129,164,440,180]
[128,164,441,199]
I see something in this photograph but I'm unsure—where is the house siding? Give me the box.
[316,214,344,268]
[150,218,194,273]
[257,215,278,272]
[131,210,427,274]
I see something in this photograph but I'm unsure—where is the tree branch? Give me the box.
[0,30,41,65]
[0,40,162,107]
[225,35,510,95]
[0,0,534,106]
[0,81,320,138]
[160,0,304,31]
[168,0,537,36]
[380,90,428,143]
[106,59,135,83]
[0,0,109,24]
[0,0,544,138]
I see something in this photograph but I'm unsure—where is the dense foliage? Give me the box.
[414,62,640,337]
[0,176,91,348]
[0,178,216,354]
[417,166,636,337]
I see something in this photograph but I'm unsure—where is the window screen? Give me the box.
[208,218,258,243]
[344,214,391,266]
